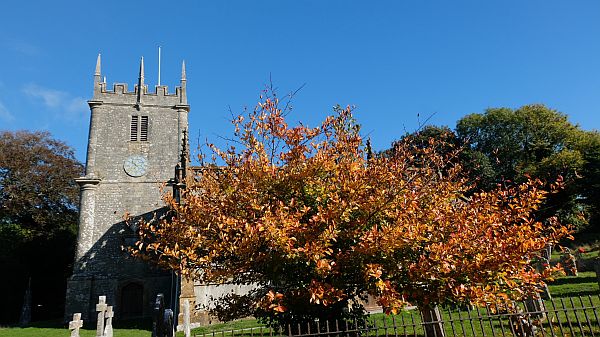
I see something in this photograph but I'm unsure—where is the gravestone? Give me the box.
[535,244,552,300]
[69,313,84,337]
[183,299,191,337]
[96,296,108,337]
[153,293,174,337]
[104,306,114,337]
[524,296,546,320]
[594,258,600,288]
[542,243,552,262]
[561,248,578,276]
[509,311,537,337]
[539,283,551,301]
[19,277,32,327]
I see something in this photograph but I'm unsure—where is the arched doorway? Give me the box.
[120,282,144,317]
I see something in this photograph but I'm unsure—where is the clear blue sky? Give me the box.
[1,1,600,162]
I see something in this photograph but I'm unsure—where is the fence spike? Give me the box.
[465,304,477,336]
[445,307,457,337]
[589,295,600,333]
[383,313,389,337]
[484,304,496,337]
[456,305,468,337]
[477,305,487,337]
[399,310,408,337]
[410,309,418,337]
[492,303,507,337]
[548,296,566,337]
[544,300,557,337]
[391,313,399,337]
[569,296,586,337]
[578,296,595,337]
[560,297,576,336]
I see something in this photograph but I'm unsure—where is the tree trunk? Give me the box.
[420,305,445,337]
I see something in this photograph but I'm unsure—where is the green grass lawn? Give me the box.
[3,272,600,337]
[185,318,263,336]
[0,326,151,337]
[0,318,153,337]
[548,271,599,297]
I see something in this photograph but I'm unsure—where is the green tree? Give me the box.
[456,104,600,233]
[0,130,83,323]
[386,125,496,190]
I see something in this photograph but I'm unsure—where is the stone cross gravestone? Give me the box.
[69,313,84,337]
[96,296,108,337]
[104,306,114,337]
[183,299,191,337]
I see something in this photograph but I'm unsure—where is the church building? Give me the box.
[65,55,189,321]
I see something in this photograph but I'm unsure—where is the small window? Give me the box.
[130,115,149,142]
[140,116,148,141]
[130,116,139,141]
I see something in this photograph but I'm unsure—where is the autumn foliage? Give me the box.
[131,92,571,326]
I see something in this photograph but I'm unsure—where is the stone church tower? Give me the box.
[65,55,190,320]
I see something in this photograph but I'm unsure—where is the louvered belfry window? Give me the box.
[130,116,139,141]
[140,116,148,141]
[130,115,149,142]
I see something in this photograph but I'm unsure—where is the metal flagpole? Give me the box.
[158,46,161,86]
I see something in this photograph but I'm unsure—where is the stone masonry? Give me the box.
[65,55,190,321]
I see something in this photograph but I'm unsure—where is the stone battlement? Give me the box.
[97,82,183,96]
[91,54,188,108]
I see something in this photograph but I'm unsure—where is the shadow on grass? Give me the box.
[552,289,600,298]
[25,319,65,329]
[549,276,597,286]
[112,317,152,330]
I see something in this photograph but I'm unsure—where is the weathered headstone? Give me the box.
[153,293,174,337]
[164,309,174,337]
[594,257,600,288]
[561,248,578,276]
[524,295,546,320]
[542,243,552,262]
[69,313,84,337]
[153,294,165,337]
[536,244,553,300]
[104,306,114,337]
[96,296,108,337]
[509,311,537,337]
[539,283,551,300]
[19,277,32,327]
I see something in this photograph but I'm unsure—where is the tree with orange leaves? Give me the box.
[131,91,570,329]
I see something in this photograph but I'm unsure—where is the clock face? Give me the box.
[123,155,148,177]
